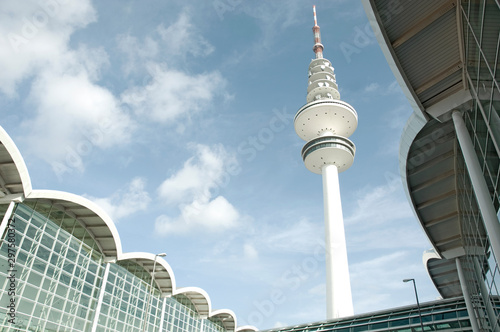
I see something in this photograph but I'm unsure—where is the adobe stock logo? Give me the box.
[7,0,71,52]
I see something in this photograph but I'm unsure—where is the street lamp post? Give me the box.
[403,278,425,332]
[142,253,167,332]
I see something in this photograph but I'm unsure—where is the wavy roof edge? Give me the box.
[0,125,257,331]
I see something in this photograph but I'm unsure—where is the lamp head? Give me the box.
[403,278,414,283]
[158,253,167,257]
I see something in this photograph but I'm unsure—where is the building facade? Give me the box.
[363,0,500,331]
[0,126,256,331]
[263,297,482,332]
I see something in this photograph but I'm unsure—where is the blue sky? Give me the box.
[1,0,441,329]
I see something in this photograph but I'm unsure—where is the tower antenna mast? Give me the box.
[312,5,324,59]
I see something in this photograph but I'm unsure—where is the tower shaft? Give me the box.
[294,6,358,320]
[322,164,354,318]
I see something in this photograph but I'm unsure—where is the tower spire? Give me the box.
[312,5,324,59]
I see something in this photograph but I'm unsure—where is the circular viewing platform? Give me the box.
[294,100,358,141]
[301,135,356,174]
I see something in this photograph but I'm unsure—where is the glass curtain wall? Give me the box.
[458,0,500,330]
[0,202,104,331]
[0,201,232,331]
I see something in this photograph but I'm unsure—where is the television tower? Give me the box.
[294,5,357,319]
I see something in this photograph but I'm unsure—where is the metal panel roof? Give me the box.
[119,252,176,296]
[362,0,490,300]
[25,190,123,259]
[363,0,466,120]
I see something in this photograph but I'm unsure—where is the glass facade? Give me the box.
[0,201,104,331]
[96,261,162,331]
[457,0,500,330]
[0,201,238,331]
[262,297,476,332]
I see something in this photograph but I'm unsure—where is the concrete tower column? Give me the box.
[322,164,353,318]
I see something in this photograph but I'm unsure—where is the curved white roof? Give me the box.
[118,252,176,296]
[26,189,123,258]
[236,326,259,332]
[423,249,461,299]
[0,123,258,332]
[174,286,211,318]
[0,126,32,197]
[210,309,237,332]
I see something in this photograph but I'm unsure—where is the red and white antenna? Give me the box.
[312,5,324,59]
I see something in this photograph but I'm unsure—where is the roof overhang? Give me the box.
[25,189,123,258]
[362,0,467,121]
[0,126,32,197]
[174,287,211,318]
[118,252,176,296]
[0,123,259,332]
[210,309,237,332]
[362,0,488,299]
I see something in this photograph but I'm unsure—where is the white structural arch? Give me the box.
[0,125,32,198]
[236,326,259,332]
[173,286,212,318]
[0,125,258,332]
[118,252,177,296]
[210,309,237,331]
[26,189,123,258]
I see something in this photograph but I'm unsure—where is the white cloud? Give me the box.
[385,104,413,130]
[157,11,214,58]
[344,174,432,253]
[308,283,325,296]
[22,69,134,168]
[0,0,96,96]
[350,250,425,313]
[364,82,379,93]
[155,144,240,235]
[116,11,226,132]
[121,64,226,125]
[86,177,151,221]
[236,1,302,58]
[155,196,239,235]
[158,144,232,204]
[345,175,413,226]
[73,45,110,81]
[1,0,136,175]
[244,243,259,260]
[262,218,323,254]
[117,34,159,76]
[363,80,401,95]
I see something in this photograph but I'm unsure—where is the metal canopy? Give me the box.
[362,0,466,120]
[119,252,175,296]
[362,0,488,299]
[210,310,237,332]
[25,190,123,259]
[174,287,211,318]
[0,125,257,332]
